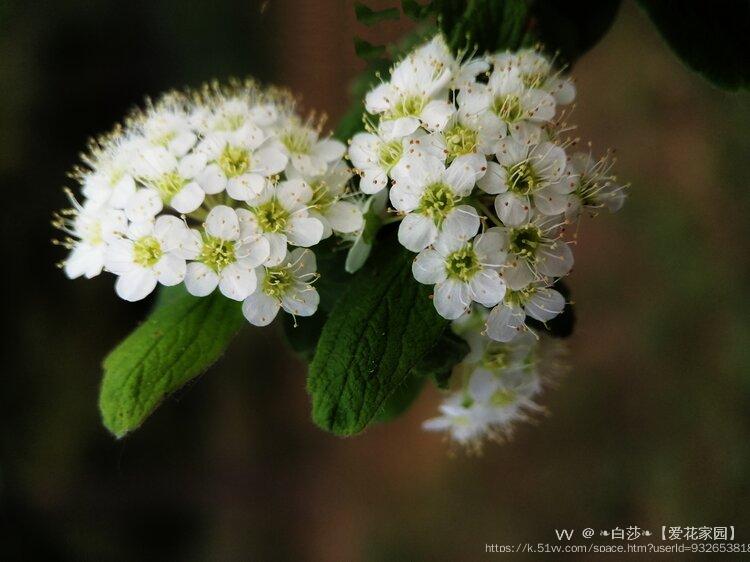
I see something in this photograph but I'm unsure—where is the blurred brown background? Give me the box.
[2,1,749,560]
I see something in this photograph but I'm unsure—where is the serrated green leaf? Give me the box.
[355,2,400,26]
[637,0,749,90]
[374,373,427,422]
[99,291,244,438]
[376,329,468,421]
[307,232,448,435]
[532,0,621,65]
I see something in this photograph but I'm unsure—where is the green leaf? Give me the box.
[281,238,352,359]
[532,0,621,65]
[402,0,434,20]
[355,2,400,26]
[354,37,387,60]
[637,0,750,90]
[99,291,245,438]
[374,373,427,422]
[307,231,449,435]
[420,330,469,388]
[375,330,469,422]
[433,0,529,53]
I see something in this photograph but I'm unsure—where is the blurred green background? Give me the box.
[2,1,749,560]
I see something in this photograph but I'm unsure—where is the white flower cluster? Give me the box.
[55,80,364,326]
[423,308,566,450]
[351,35,626,344]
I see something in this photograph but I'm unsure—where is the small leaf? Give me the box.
[354,37,387,60]
[99,291,245,438]
[355,2,400,26]
[402,0,434,20]
[307,231,448,435]
[637,0,750,90]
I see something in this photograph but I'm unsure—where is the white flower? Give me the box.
[496,213,573,290]
[127,145,208,220]
[242,248,319,326]
[104,215,192,301]
[413,227,507,319]
[411,34,490,90]
[423,368,506,446]
[365,37,455,138]
[201,97,278,136]
[462,65,555,144]
[183,205,269,301]
[493,49,575,105]
[291,162,363,238]
[539,151,626,217]
[60,201,127,279]
[238,179,324,266]
[439,95,505,164]
[390,154,484,252]
[478,138,567,225]
[194,129,287,201]
[274,118,345,177]
[140,106,197,157]
[349,128,444,194]
[80,137,139,209]
[486,283,566,342]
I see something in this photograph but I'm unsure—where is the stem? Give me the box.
[471,199,503,227]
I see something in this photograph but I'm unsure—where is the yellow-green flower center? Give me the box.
[254,200,289,233]
[389,95,426,119]
[490,388,516,407]
[418,182,455,225]
[153,130,176,147]
[521,71,546,90]
[310,181,335,212]
[263,267,293,300]
[281,130,311,155]
[482,343,509,370]
[377,140,403,171]
[509,225,542,259]
[445,245,480,282]
[200,236,236,272]
[218,144,251,178]
[155,171,187,203]
[216,113,245,132]
[506,286,537,307]
[492,94,525,123]
[444,124,478,160]
[133,235,163,267]
[506,161,538,195]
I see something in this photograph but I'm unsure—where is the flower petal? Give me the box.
[219,262,257,301]
[398,212,438,252]
[115,267,158,302]
[412,249,447,284]
[205,205,240,240]
[184,261,219,296]
[433,279,471,320]
[242,290,281,326]
[170,182,205,214]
